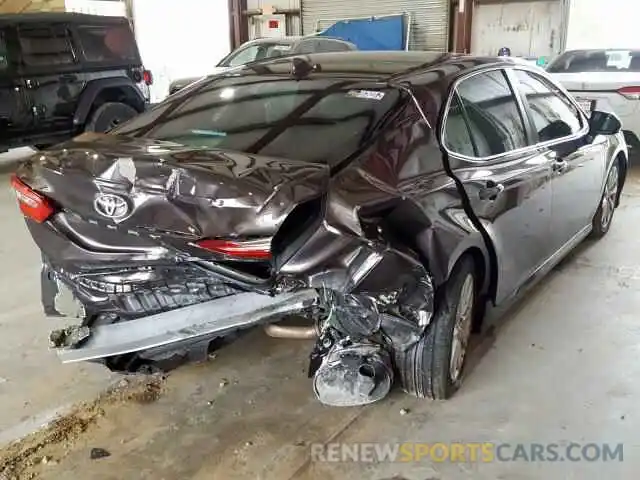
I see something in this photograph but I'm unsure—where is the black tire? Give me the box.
[84,102,138,133]
[590,161,620,239]
[395,255,476,400]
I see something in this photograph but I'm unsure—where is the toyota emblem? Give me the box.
[93,193,129,219]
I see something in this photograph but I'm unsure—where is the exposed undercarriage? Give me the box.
[43,241,434,407]
[17,135,439,408]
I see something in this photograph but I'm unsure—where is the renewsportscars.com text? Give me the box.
[311,442,624,463]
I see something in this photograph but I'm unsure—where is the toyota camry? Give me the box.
[11,52,627,407]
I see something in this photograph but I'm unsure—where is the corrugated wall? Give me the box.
[0,0,65,12]
[301,0,450,51]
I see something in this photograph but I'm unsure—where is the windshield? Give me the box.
[219,43,293,68]
[112,75,406,166]
[547,49,640,73]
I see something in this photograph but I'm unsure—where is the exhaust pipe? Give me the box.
[264,324,317,339]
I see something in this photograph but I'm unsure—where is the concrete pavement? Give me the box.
[1,168,640,479]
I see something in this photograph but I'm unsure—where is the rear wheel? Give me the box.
[85,102,138,133]
[590,162,620,239]
[395,256,476,399]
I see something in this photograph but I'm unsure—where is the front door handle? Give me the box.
[552,160,568,173]
[479,181,505,200]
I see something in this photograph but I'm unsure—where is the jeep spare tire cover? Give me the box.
[85,102,138,133]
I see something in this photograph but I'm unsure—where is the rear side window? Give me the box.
[442,93,475,157]
[0,31,8,71]
[444,70,528,158]
[77,24,137,62]
[315,40,351,52]
[296,40,318,54]
[513,70,582,142]
[18,25,75,67]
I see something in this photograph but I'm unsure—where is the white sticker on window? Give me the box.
[346,90,386,100]
[606,50,632,69]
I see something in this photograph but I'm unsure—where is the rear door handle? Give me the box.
[552,160,568,173]
[479,181,505,200]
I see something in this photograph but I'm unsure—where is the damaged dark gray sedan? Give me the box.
[11,52,628,407]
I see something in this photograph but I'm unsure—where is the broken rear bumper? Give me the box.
[56,288,318,363]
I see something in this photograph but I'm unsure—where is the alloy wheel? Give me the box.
[601,165,619,231]
[449,274,475,382]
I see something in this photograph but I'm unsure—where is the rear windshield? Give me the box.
[112,75,406,167]
[547,49,640,73]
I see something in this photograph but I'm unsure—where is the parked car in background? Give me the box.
[12,52,627,408]
[548,49,640,149]
[168,35,357,95]
[0,12,152,152]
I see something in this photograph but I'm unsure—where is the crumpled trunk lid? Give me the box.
[17,133,329,240]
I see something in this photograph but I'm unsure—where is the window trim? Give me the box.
[439,64,591,163]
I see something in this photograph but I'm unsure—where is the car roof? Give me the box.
[237,51,513,83]
[244,36,299,46]
[242,35,353,46]
[0,12,130,26]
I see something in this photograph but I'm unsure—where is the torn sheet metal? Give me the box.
[56,289,318,363]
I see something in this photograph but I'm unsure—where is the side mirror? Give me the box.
[588,110,622,136]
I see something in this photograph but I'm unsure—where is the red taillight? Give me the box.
[618,86,640,100]
[143,69,153,85]
[195,238,272,260]
[10,174,55,223]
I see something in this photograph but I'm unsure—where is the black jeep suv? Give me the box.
[0,12,151,151]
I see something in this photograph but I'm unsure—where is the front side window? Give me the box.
[18,24,75,67]
[513,69,582,142]
[445,70,528,158]
[77,24,137,63]
[113,76,407,167]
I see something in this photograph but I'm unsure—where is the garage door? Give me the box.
[471,0,562,57]
[301,0,450,51]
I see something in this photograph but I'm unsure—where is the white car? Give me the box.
[547,49,640,150]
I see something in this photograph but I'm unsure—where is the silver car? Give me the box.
[168,35,357,95]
